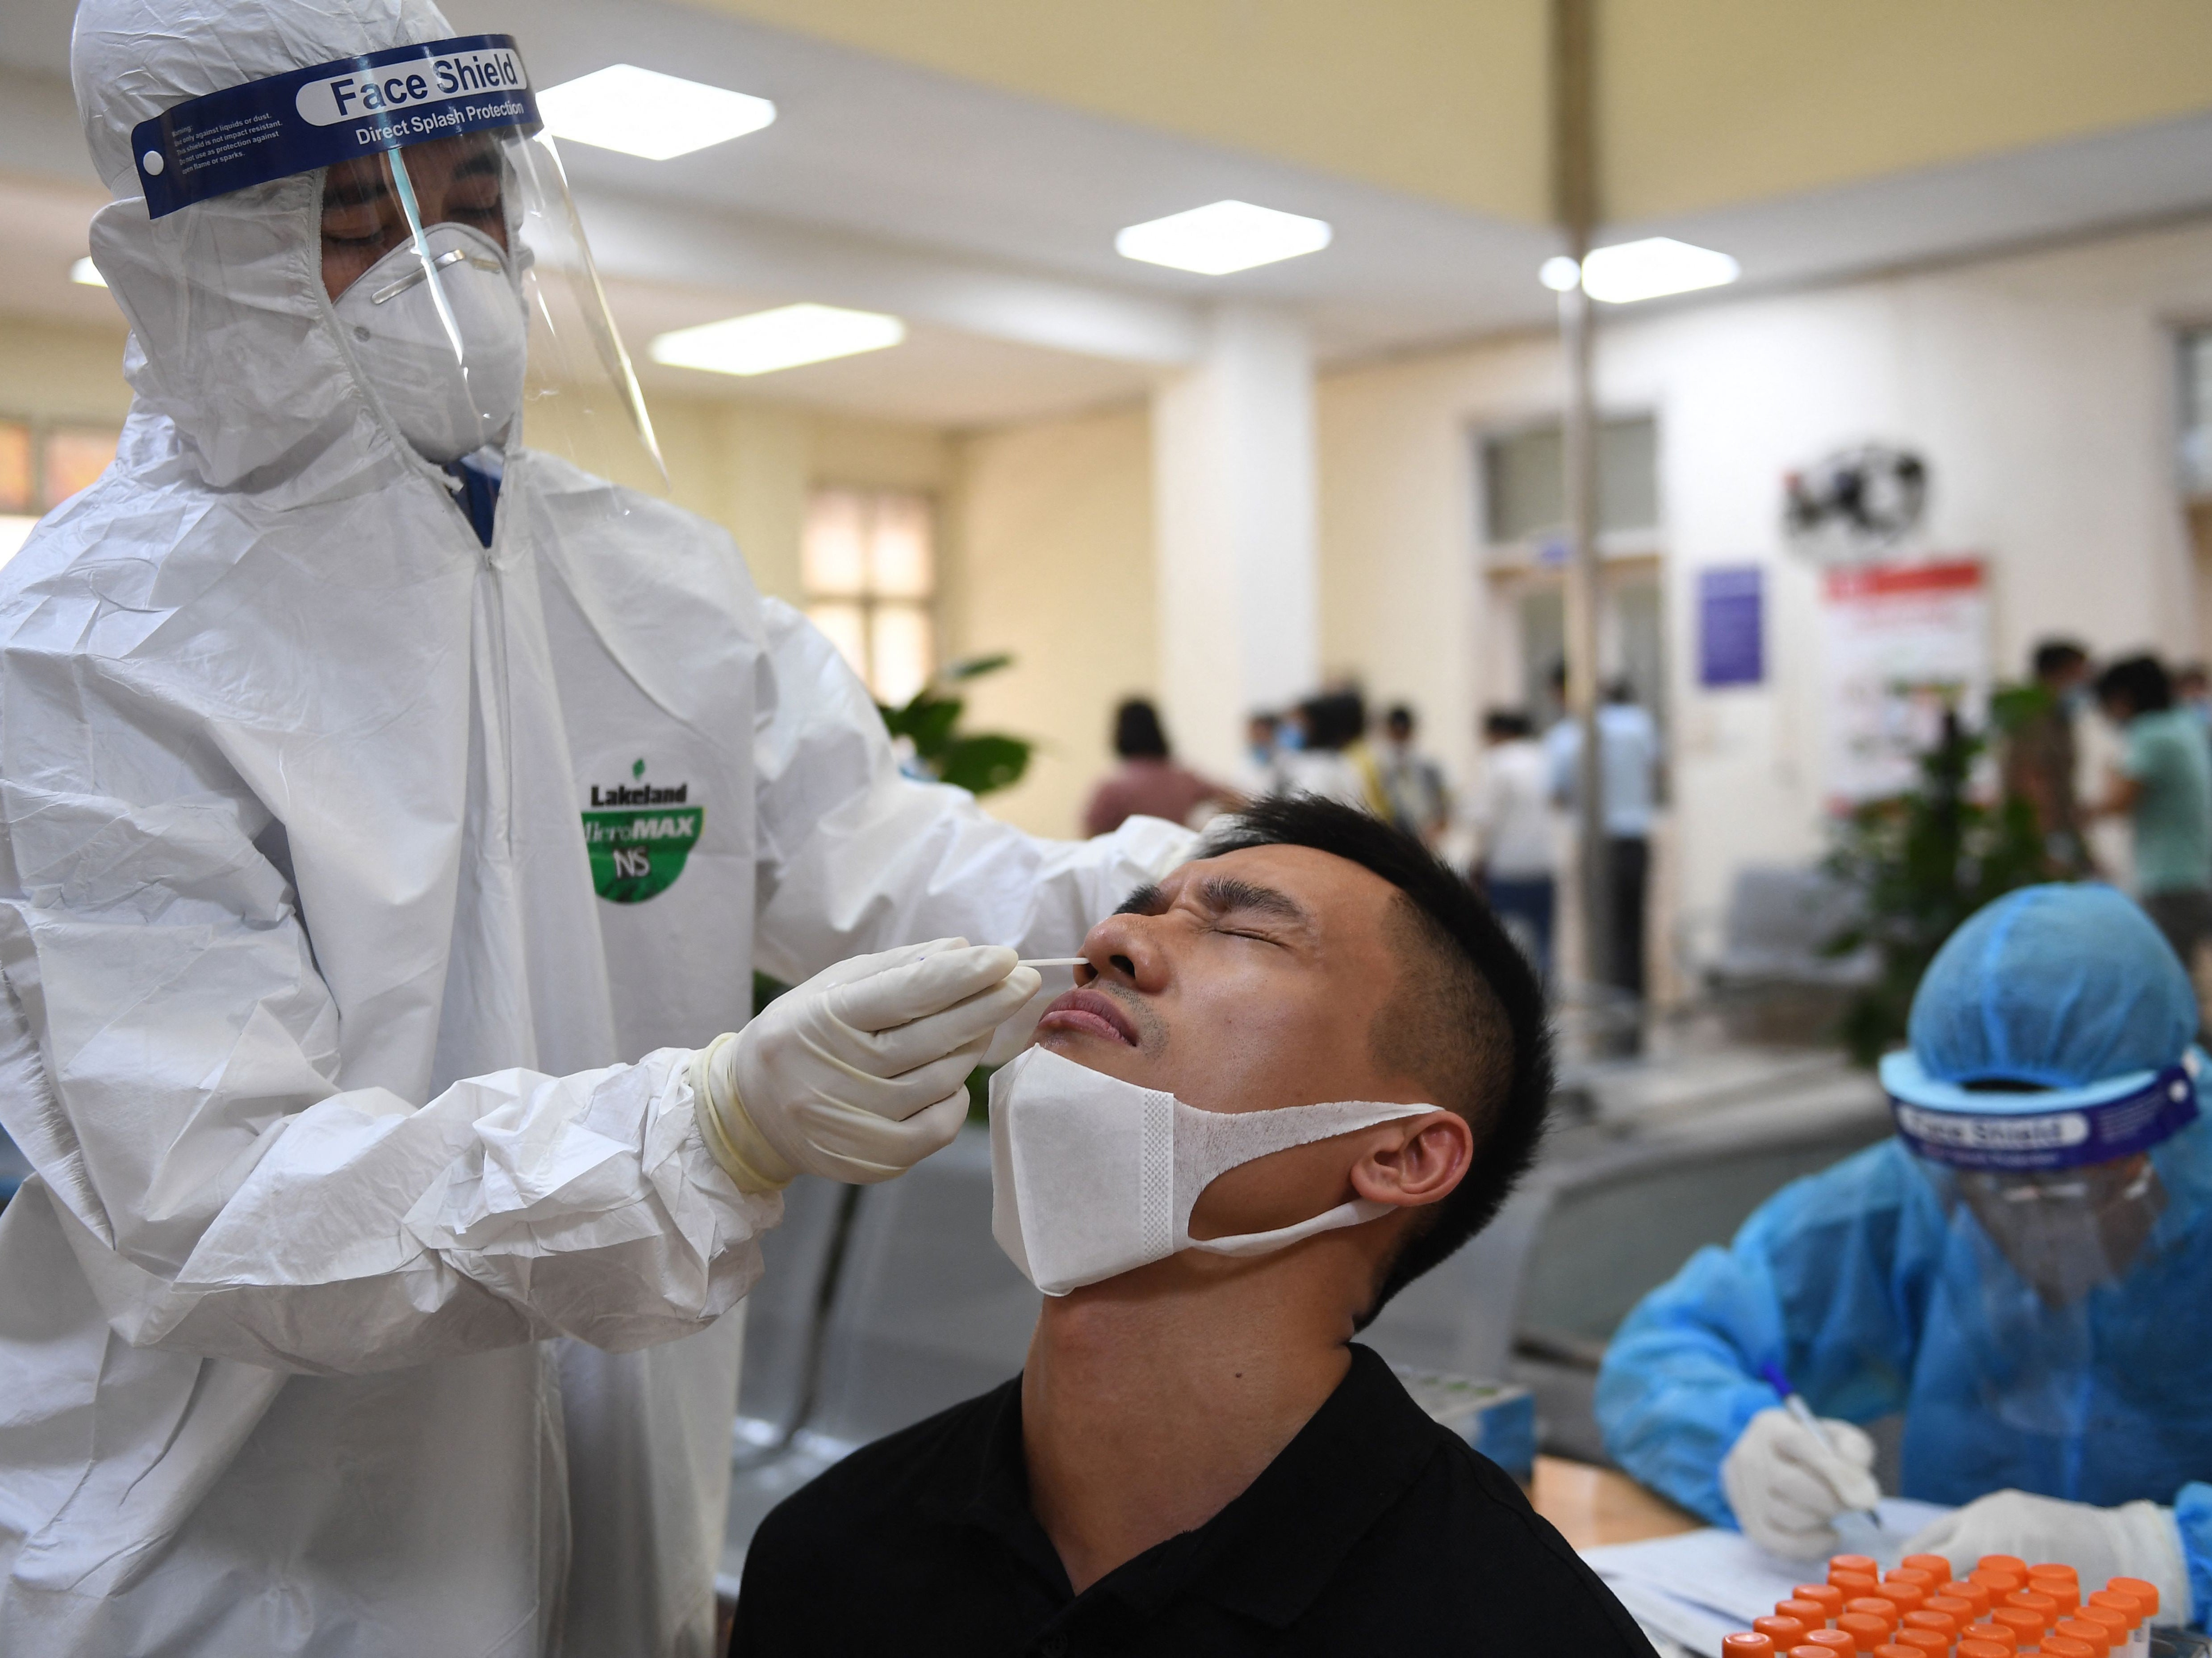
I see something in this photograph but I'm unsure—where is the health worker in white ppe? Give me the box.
[0,3,1188,1654]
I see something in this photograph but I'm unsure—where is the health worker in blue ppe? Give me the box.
[0,2,1189,1654]
[1597,883,2212,1627]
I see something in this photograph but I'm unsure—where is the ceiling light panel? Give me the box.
[1577,237,1739,304]
[649,304,907,377]
[537,64,775,161]
[1115,200,1332,276]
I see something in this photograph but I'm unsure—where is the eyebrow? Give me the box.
[1113,883,1166,917]
[1196,875,1312,928]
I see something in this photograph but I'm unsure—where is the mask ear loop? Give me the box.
[1170,1100,1442,1255]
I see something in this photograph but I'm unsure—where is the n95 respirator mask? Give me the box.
[988,1043,1441,1297]
[335,224,529,465]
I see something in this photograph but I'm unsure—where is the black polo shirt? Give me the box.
[732,1344,1653,1656]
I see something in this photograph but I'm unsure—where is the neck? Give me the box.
[1020,1248,1359,1595]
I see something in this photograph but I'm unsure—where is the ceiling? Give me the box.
[6,0,2212,430]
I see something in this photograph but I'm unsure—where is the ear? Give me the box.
[1349,1112,1472,1211]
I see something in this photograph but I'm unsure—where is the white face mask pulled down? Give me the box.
[989,1044,1440,1297]
[333,223,528,465]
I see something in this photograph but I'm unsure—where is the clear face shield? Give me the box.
[1889,1055,2198,1438]
[127,33,663,485]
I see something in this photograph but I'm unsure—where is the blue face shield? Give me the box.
[1882,882,2205,1437]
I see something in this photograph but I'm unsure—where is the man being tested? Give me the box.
[736,799,1651,1654]
[1598,884,2211,1625]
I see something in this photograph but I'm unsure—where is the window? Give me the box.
[803,487,936,705]
[1480,415,1659,549]
[0,419,124,565]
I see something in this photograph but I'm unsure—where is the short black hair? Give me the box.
[1385,703,1415,733]
[2032,638,2089,680]
[1298,690,1368,752]
[1200,794,1552,1318]
[1113,698,1170,759]
[1484,708,1532,739]
[2095,653,2171,715]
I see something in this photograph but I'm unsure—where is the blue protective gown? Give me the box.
[1596,1118,2212,1619]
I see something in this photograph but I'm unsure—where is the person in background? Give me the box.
[2003,637,2095,876]
[1546,670,1661,1005]
[1083,697,1238,836]
[1280,689,1391,816]
[1596,885,2208,1625]
[1377,703,1451,848]
[1235,710,1285,799]
[1471,709,1558,983]
[2092,654,2212,982]
[2177,663,2212,755]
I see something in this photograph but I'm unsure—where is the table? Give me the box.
[1531,1454,1702,1550]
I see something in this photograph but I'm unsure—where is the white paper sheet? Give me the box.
[1582,1498,1954,1657]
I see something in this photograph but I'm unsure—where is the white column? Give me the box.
[1151,303,1319,780]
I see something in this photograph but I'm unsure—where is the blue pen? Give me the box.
[1759,1361,1882,1528]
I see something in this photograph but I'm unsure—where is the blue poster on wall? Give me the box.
[1698,565,1764,687]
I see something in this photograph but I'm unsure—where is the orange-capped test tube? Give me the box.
[1757,1616,1812,1650]
[1903,1609,1958,1643]
[1949,1582,1995,1620]
[1836,1612,1892,1652]
[1724,1636,1776,1658]
[1794,1585,1846,1621]
[1893,1630,1949,1656]
[1980,1556,2030,1578]
[1801,1631,1857,1654]
[1991,1605,2046,1650]
[2107,1578,2160,1623]
[1962,1643,2016,1658]
[2041,1636,2095,1658]
[1964,1621,2019,1650]
[2030,1567,2081,1612]
[1846,1597,1901,1629]
[1831,1555,1881,1582]
[1903,1553,1955,1585]
[1778,1599,1831,1629]
[2052,1617,2110,1657]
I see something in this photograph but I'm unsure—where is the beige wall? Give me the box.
[649,398,951,604]
[0,315,132,427]
[1313,218,2212,937]
[942,402,1156,839]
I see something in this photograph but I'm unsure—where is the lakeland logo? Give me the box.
[581,758,702,903]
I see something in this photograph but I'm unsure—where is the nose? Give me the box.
[1078,907,1168,992]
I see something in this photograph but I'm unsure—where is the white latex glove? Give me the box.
[1905,1490,2190,1626]
[1720,1406,1883,1561]
[693,939,1041,1189]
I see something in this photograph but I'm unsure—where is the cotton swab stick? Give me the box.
[1017,957,1087,968]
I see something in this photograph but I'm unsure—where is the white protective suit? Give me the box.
[0,3,1189,1652]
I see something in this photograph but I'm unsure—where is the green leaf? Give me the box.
[943,653,1013,682]
[936,733,1031,796]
